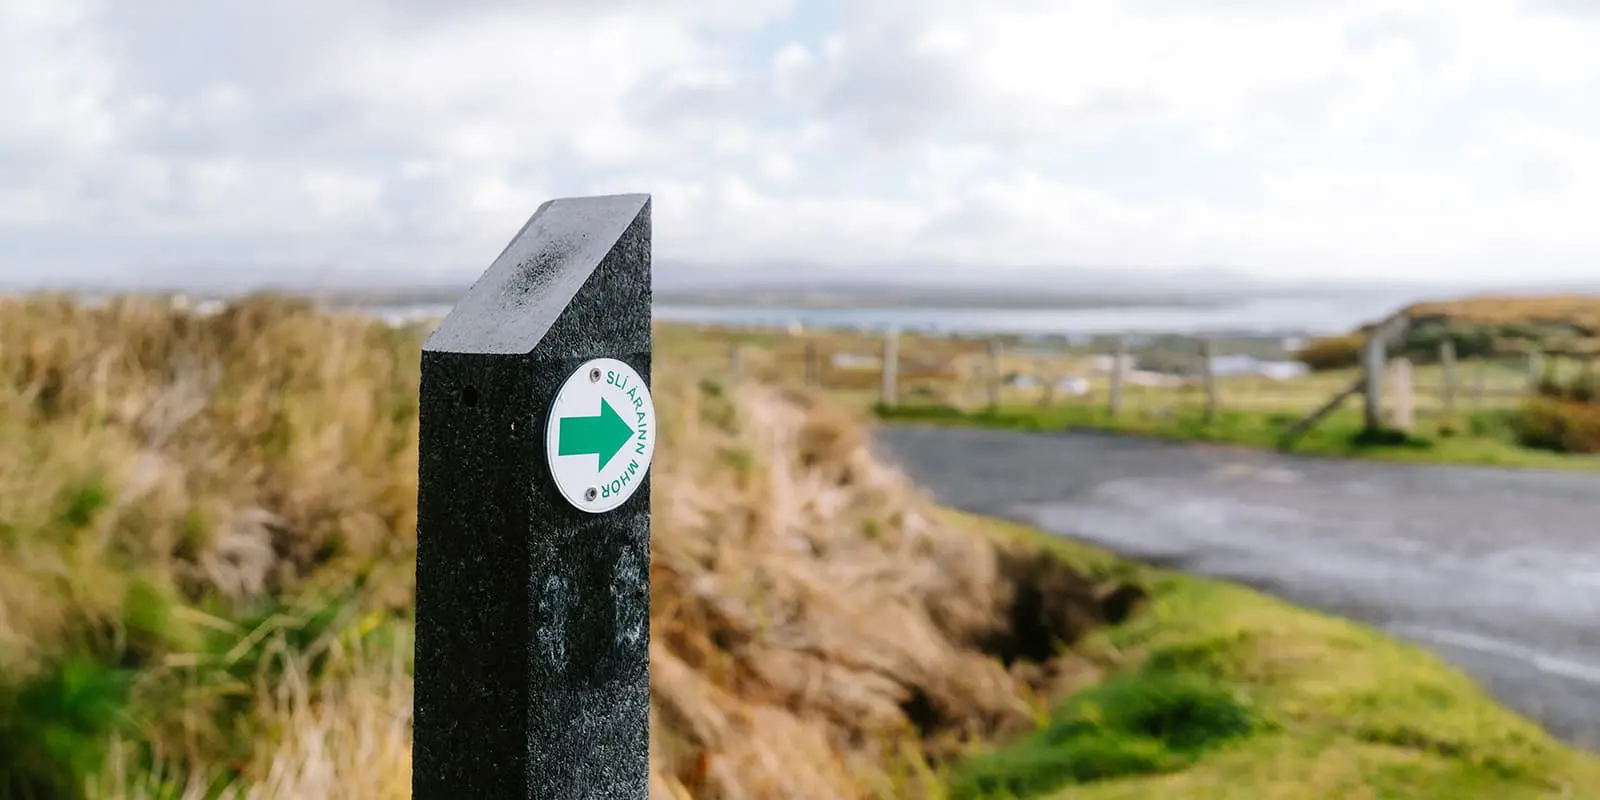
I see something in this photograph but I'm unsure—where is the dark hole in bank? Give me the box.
[460,385,479,407]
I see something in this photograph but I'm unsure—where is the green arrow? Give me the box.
[557,398,635,470]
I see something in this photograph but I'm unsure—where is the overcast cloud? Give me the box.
[4,0,1600,288]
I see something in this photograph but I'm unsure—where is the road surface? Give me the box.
[875,425,1600,748]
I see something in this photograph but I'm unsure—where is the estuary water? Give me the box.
[378,291,1420,339]
[651,293,1415,338]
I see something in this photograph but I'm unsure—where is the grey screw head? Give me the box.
[584,487,598,501]
[589,368,602,382]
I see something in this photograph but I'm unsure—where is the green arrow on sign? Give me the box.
[557,398,635,470]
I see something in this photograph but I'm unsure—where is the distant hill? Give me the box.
[652,260,1272,296]
[12,258,1599,312]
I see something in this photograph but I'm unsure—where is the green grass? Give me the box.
[877,401,1600,472]
[945,513,1600,799]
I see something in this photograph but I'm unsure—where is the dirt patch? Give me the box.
[649,380,1145,798]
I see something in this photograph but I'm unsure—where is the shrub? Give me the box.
[1512,398,1600,454]
[1294,335,1363,372]
[1347,427,1431,450]
[1402,323,1498,363]
[0,658,133,800]
[1466,409,1519,440]
[1537,369,1598,403]
[1133,349,1198,376]
[1537,376,1566,400]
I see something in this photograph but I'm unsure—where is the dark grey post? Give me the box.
[415,193,652,799]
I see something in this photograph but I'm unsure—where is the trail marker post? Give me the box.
[415,193,653,799]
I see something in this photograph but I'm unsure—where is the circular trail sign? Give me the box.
[545,358,656,514]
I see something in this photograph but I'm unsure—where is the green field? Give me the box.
[876,401,1600,473]
[654,320,1600,471]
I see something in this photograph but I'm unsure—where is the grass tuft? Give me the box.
[948,671,1265,798]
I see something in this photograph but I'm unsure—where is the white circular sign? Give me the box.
[545,358,656,513]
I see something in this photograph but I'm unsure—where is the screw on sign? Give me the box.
[414,193,652,799]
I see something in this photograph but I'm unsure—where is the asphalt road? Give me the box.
[874,425,1600,749]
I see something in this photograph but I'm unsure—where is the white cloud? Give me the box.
[4,0,1600,286]
[0,0,121,157]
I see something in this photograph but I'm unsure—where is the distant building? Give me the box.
[1126,370,1184,387]
[1056,376,1091,396]
[1087,354,1137,373]
[1008,373,1092,395]
[831,353,880,369]
[1208,354,1308,380]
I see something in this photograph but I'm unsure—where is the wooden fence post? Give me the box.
[1200,338,1217,424]
[729,345,743,379]
[416,194,652,798]
[985,339,1001,411]
[1391,357,1415,432]
[1473,357,1487,407]
[881,329,899,407]
[1362,333,1385,430]
[1108,336,1127,417]
[1528,348,1544,394]
[1439,340,1457,419]
[804,340,821,387]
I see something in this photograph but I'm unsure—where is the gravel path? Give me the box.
[874,425,1600,748]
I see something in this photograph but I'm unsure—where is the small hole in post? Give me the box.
[589,368,602,383]
[584,487,598,501]
[460,386,479,407]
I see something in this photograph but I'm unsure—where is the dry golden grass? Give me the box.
[0,294,1132,799]
[1404,294,1600,333]
[94,633,413,800]
[649,377,1139,798]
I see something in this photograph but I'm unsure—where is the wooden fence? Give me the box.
[716,327,1587,429]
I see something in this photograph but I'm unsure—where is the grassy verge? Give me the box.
[876,401,1600,472]
[943,512,1600,798]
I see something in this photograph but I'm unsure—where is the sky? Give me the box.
[4,0,1600,289]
